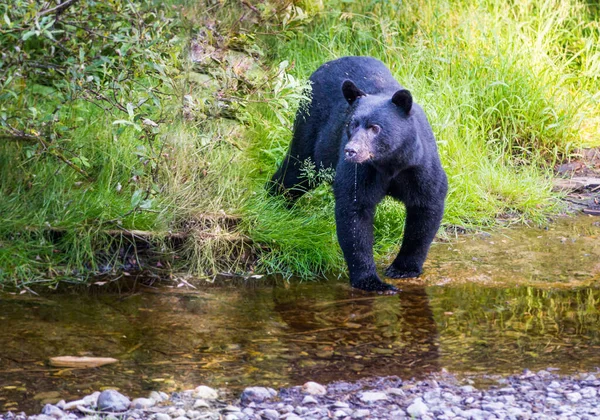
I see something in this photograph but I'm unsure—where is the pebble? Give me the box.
[40,405,64,419]
[7,369,600,420]
[301,382,327,396]
[240,387,277,404]
[301,396,318,405]
[406,398,428,417]
[352,409,370,418]
[358,391,387,403]
[130,398,156,410]
[62,400,86,410]
[97,390,131,412]
[192,386,218,401]
[193,399,210,409]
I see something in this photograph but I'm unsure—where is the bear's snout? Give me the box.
[344,146,357,158]
[344,143,371,163]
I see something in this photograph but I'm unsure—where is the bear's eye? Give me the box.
[368,124,381,135]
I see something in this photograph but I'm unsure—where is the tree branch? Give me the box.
[39,0,80,17]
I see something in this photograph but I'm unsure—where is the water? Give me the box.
[1,216,599,413]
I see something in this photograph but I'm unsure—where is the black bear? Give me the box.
[269,56,448,292]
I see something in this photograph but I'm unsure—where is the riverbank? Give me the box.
[4,369,600,419]
[3,0,600,287]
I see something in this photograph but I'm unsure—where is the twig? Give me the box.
[39,0,80,17]
[240,0,260,15]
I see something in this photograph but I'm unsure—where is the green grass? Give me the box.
[237,0,600,277]
[1,0,599,286]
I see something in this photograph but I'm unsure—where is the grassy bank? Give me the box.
[1,0,599,287]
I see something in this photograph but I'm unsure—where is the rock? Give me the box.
[62,399,86,410]
[358,391,387,403]
[193,385,218,400]
[41,404,64,419]
[406,398,429,417]
[302,381,327,396]
[240,387,277,404]
[482,402,504,412]
[333,409,348,418]
[567,392,583,403]
[387,388,405,397]
[352,409,371,418]
[149,391,168,403]
[130,398,155,409]
[332,401,350,408]
[97,390,131,412]
[262,409,279,419]
[460,385,476,393]
[389,409,407,418]
[581,387,597,399]
[506,407,525,417]
[301,395,318,405]
[294,406,308,415]
[193,399,211,409]
[461,408,487,420]
[83,391,101,407]
[186,410,201,419]
[152,414,171,420]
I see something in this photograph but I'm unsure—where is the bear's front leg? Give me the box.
[334,167,397,293]
[385,204,444,279]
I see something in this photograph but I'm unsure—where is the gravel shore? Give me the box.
[3,369,600,420]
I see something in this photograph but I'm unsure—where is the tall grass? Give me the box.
[238,0,600,277]
[1,0,599,285]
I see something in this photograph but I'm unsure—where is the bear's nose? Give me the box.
[344,147,357,158]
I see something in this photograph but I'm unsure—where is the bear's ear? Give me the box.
[392,89,413,114]
[342,80,366,105]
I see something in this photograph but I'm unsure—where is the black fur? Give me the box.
[269,57,448,292]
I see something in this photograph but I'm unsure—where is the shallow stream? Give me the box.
[1,216,599,413]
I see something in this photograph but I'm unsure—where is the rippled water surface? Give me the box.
[1,216,599,413]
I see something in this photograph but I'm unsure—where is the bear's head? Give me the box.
[341,79,422,169]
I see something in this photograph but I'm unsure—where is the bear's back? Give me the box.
[310,56,401,100]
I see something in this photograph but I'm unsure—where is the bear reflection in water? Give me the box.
[271,283,439,383]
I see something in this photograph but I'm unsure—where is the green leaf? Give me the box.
[131,189,143,207]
